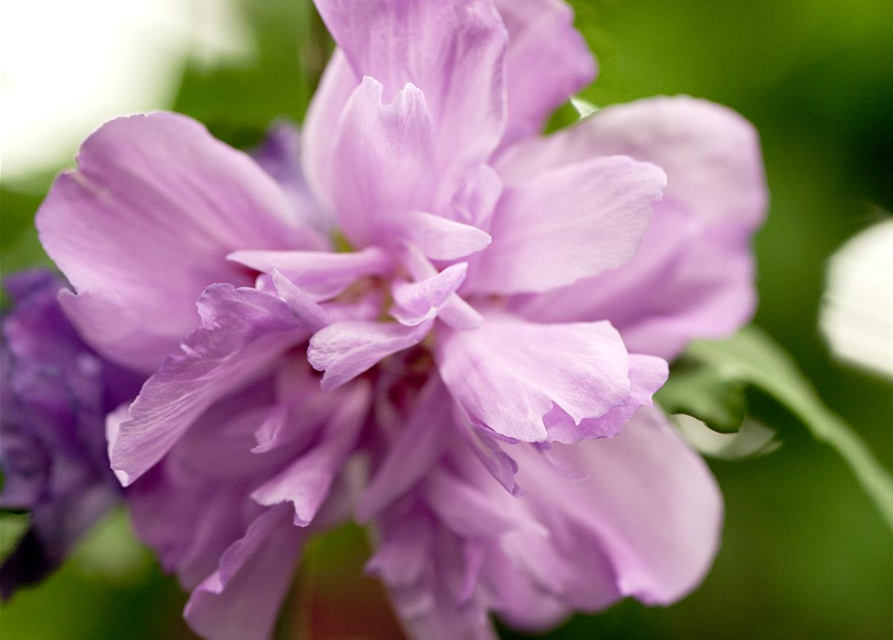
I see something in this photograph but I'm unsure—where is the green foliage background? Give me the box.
[2,0,892,638]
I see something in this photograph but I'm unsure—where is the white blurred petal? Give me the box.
[820,219,893,379]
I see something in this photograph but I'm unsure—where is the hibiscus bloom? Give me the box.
[34,0,766,638]
[0,271,142,598]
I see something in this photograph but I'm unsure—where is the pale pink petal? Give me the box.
[36,113,305,373]
[228,246,391,301]
[498,96,767,231]
[543,354,668,443]
[495,0,596,141]
[436,315,635,442]
[313,0,508,205]
[109,286,307,486]
[308,320,433,391]
[400,212,491,261]
[391,263,468,327]
[515,406,724,606]
[468,156,666,295]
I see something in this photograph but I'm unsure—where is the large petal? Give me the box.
[436,315,641,443]
[311,0,508,208]
[515,406,724,607]
[468,156,666,295]
[330,78,437,246]
[494,0,596,140]
[109,285,307,486]
[512,203,757,359]
[36,113,307,373]
[184,505,306,640]
[498,96,767,231]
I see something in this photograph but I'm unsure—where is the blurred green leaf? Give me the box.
[687,326,893,533]
[656,360,748,433]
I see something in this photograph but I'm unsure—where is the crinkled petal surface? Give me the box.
[109,286,307,486]
[436,315,639,442]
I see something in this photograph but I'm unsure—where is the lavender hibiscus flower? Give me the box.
[32,0,766,638]
[0,271,142,599]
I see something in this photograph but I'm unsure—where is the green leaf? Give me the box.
[687,325,893,533]
[656,359,748,433]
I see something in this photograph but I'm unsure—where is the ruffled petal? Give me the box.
[391,263,468,327]
[312,0,508,204]
[330,78,439,246]
[36,113,306,373]
[436,315,643,443]
[543,354,668,443]
[308,320,433,391]
[109,285,307,486]
[469,156,666,295]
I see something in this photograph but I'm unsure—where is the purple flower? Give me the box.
[0,270,142,599]
[33,0,766,638]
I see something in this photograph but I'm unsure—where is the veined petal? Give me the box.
[313,0,508,205]
[332,78,437,246]
[36,113,305,373]
[109,286,307,486]
[436,315,636,442]
[469,156,666,295]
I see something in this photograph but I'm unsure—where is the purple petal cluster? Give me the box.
[0,271,142,598]
[30,0,766,638]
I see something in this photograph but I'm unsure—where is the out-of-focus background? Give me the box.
[1,0,891,638]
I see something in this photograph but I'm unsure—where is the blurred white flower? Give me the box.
[821,219,893,379]
[1,0,253,181]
